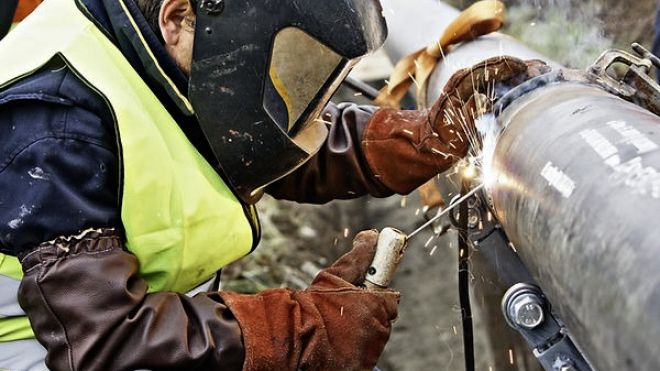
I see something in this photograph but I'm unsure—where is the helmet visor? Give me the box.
[264,27,351,138]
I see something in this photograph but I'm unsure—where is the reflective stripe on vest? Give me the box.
[0,276,22,318]
[0,0,260,342]
[0,338,47,371]
[0,254,32,342]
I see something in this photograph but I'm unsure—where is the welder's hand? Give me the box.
[430,56,550,146]
[220,230,400,371]
[362,56,550,194]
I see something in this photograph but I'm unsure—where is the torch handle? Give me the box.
[364,228,409,289]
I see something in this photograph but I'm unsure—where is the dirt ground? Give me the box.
[222,1,658,370]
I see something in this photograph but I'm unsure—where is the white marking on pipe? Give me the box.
[541,162,576,198]
[607,120,659,154]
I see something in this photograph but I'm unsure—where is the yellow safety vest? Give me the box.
[0,0,260,341]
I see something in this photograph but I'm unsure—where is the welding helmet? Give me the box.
[189,0,387,203]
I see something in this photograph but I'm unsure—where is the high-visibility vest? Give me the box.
[0,0,260,344]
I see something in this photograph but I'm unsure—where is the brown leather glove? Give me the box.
[220,230,400,371]
[362,56,550,194]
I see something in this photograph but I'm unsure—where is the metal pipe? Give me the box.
[380,0,558,102]
[380,2,556,369]
[381,1,660,370]
[490,82,660,371]
[343,76,380,101]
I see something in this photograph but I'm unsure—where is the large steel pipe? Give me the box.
[380,1,557,369]
[490,82,660,370]
[381,1,660,370]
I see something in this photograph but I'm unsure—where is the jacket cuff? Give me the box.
[20,228,119,271]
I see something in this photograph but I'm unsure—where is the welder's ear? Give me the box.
[158,0,195,46]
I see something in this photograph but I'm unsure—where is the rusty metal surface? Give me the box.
[490,82,660,370]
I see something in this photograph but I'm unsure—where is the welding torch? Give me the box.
[363,184,484,288]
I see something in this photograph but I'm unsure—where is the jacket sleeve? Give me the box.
[19,228,245,371]
[265,102,394,204]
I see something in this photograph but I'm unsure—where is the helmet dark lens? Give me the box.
[264,27,343,133]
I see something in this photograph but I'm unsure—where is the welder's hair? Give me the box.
[135,0,164,39]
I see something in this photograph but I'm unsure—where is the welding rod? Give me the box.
[408,183,485,239]
[364,184,485,288]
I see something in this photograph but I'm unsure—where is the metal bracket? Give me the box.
[587,44,660,116]
[463,199,593,371]
[502,284,593,371]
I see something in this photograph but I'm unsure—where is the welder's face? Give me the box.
[159,0,196,75]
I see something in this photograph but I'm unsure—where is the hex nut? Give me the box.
[510,293,545,329]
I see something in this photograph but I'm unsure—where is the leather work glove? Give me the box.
[362,56,550,194]
[220,230,400,371]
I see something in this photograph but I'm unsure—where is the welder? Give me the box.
[0,0,539,370]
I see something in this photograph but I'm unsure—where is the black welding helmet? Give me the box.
[189,0,387,203]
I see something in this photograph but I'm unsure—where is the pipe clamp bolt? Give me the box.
[510,293,545,329]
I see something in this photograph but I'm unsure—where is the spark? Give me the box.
[424,236,434,247]
[340,306,344,317]
[431,148,451,158]
[343,228,349,238]
[508,242,517,253]
[462,163,477,179]
[313,118,333,125]
[400,196,408,208]
[508,349,515,365]
[452,325,458,335]
[430,245,438,256]
[408,72,420,89]
[402,129,414,136]
[413,59,423,74]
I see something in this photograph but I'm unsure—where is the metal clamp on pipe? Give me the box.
[502,284,593,371]
[588,43,660,116]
